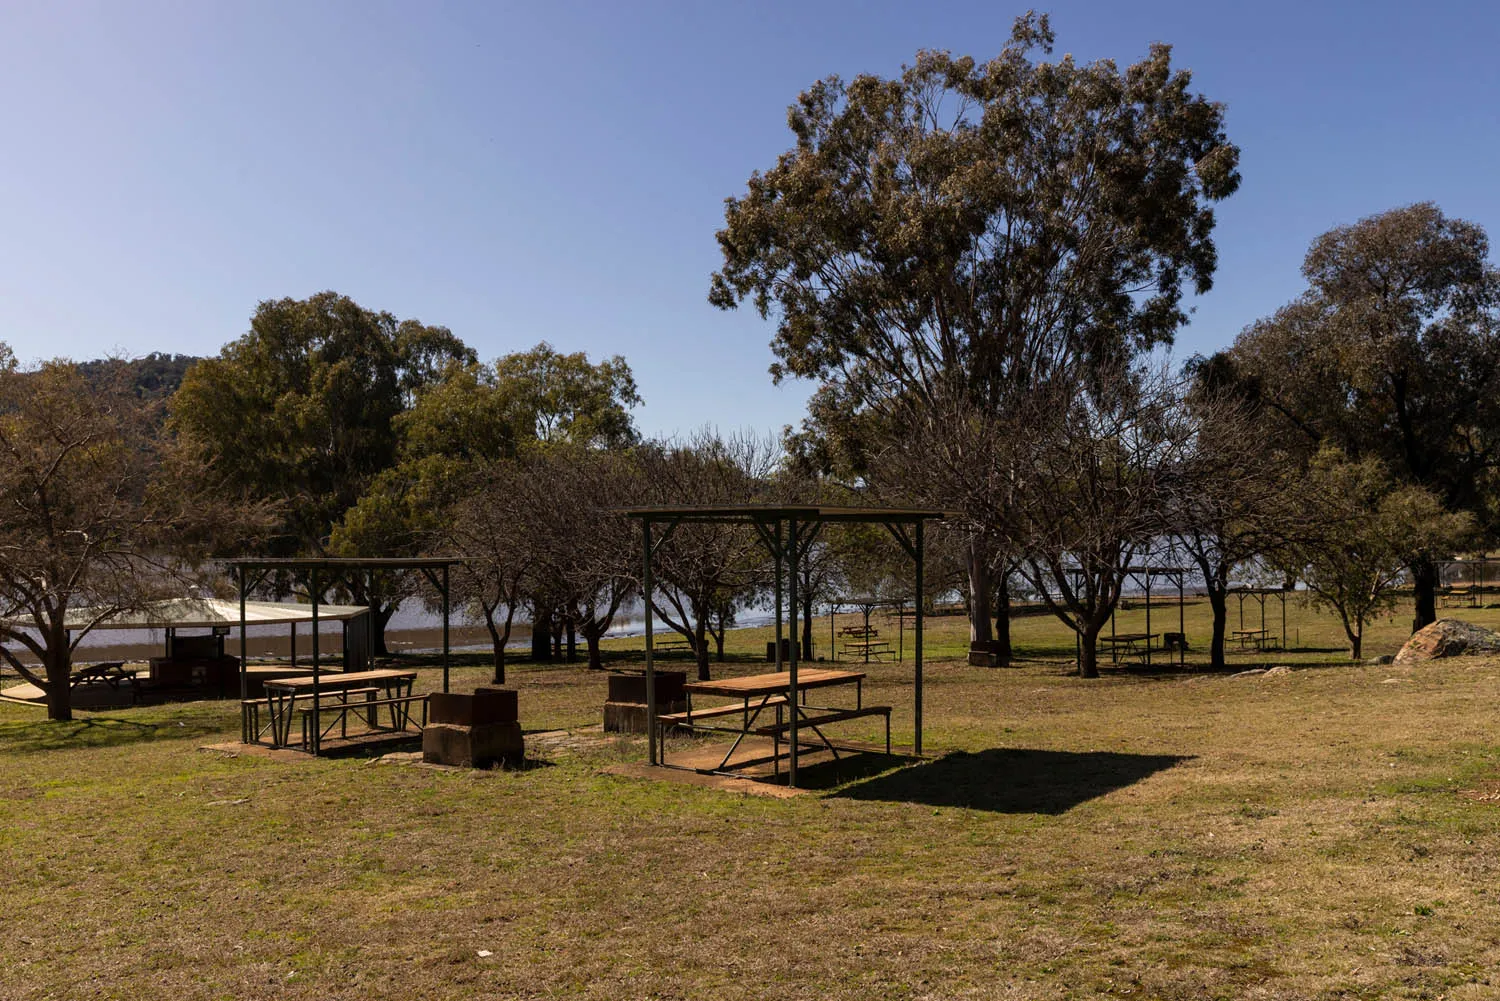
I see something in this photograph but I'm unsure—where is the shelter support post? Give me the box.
[442,564,451,693]
[643,518,656,767]
[238,568,248,701]
[311,568,321,757]
[914,521,924,757]
[788,516,800,788]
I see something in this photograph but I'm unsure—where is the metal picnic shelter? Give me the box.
[1227,585,1289,651]
[624,505,944,789]
[1105,566,1190,668]
[231,557,464,755]
[828,595,908,663]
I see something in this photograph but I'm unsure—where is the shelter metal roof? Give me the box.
[3,597,368,633]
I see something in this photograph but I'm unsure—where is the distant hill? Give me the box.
[78,353,201,400]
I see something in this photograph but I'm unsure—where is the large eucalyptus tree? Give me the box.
[710,13,1240,657]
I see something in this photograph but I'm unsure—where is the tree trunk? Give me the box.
[369,599,397,657]
[1411,556,1439,631]
[530,607,553,662]
[585,628,604,670]
[1078,619,1102,679]
[967,540,994,645]
[1207,585,1229,671]
[801,593,815,660]
[43,629,72,721]
[481,602,512,685]
[565,619,577,663]
[993,573,1012,667]
[694,602,711,682]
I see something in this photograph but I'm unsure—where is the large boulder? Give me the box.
[1394,618,1500,665]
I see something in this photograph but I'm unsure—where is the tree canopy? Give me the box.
[170,291,475,558]
[1217,203,1500,627]
[710,14,1240,659]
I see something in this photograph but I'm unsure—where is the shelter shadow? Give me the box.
[833,748,1191,814]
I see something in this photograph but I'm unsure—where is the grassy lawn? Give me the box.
[3,599,1500,999]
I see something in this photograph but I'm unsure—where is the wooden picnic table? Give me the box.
[838,624,878,638]
[1442,587,1478,608]
[672,669,881,774]
[1231,628,1270,650]
[69,661,140,696]
[258,669,418,750]
[1098,633,1158,663]
[842,638,894,662]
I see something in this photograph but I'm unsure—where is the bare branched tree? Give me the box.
[0,352,266,719]
[639,430,777,680]
[1016,366,1201,677]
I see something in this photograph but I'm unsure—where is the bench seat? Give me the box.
[658,695,789,725]
[297,693,430,748]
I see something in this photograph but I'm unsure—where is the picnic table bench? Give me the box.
[298,694,429,750]
[1441,587,1478,608]
[240,686,380,744]
[653,635,695,655]
[251,669,419,751]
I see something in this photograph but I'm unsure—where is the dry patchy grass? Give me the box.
[3,605,1500,998]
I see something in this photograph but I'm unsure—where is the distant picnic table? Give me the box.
[841,638,894,662]
[1231,628,1270,651]
[69,661,140,699]
[1441,587,1478,608]
[1098,633,1158,664]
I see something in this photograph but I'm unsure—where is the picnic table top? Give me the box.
[1099,633,1157,644]
[262,668,418,692]
[843,638,892,649]
[684,668,865,698]
[1231,628,1270,636]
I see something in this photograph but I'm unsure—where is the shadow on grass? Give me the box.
[0,708,226,755]
[831,747,1192,814]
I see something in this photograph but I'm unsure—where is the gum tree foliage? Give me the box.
[1273,453,1473,659]
[0,351,258,721]
[1217,204,1500,631]
[377,345,642,675]
[710,13,1240,661]
[170,292,474,651]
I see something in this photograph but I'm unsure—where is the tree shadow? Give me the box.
[0,708,226,755]
[831,747,1192,814]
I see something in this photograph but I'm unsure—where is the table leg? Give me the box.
[715,695,769,771]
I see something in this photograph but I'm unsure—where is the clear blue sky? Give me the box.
[2,1,1497,439]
